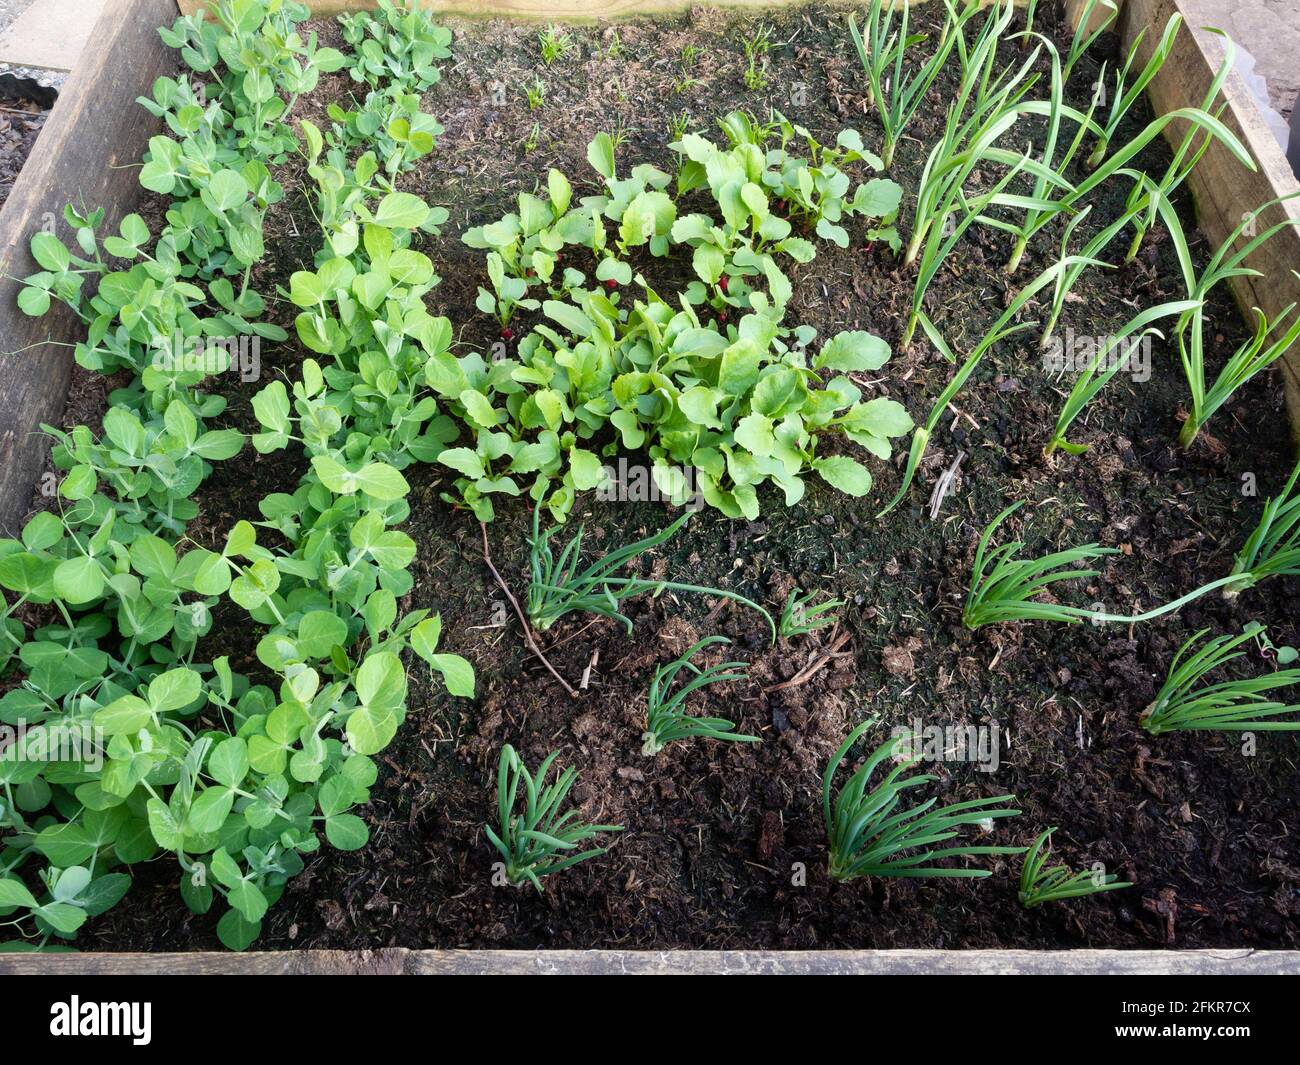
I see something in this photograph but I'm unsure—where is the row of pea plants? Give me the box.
[0,0,470,952]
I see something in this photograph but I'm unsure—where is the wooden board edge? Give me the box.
[0,0,179,537]
[1,947,1298,975]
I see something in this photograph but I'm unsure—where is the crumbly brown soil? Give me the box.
[76,3,1300,951]
[0,80,49,210]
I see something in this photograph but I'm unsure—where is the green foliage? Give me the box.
[642,637,756,756]
[740,22,773,91]
[823,719,1022,881]
[1152,190,1300,449]
[340,0,451,92]
[1044,300,1201,456]
[963,502,1119,628]
[329,0,451,179]
[849,0,976,169]
[484,745,621,891]
[1018,828,1131,907]
[1226,456,1300,598]
[525,504,775,641]
[538,23,574,66]
[1141,624,1300,735]
[2,0,472,953]
[445,118,909,523]
[778,587,843,638]
[139,0,346,280]
[963,503,1238,629]
[1087,13,1182,168]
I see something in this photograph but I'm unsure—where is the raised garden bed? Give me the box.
[1,0,1300,969]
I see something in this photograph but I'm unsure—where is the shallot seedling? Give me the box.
[963,502,1239,629]
[823,719,1022,881]
[1018,828,1131,907]
[525,502,775,641]
[484,744,622,891]
[642,636,757,756]
[1142,624,1300,734]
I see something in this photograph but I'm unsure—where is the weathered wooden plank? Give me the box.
[0,0,178,537]
[0,948,1297,975]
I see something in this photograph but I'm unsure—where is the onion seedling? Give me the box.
[642,636,757,756]
[991,37,1100,274]
[1018,828,1131,907]
[1087,14,1182,169]
[880,256,1096,517]
[1061,0,1117,86]
[525,502,775,641]
[963,502,1118,627]
[823,719,1022,881]
[991,102,1252,271]
[1142,624,1300,735]
[1152,189,1300,447]
[901,0,1038,274]
[779,587,844,638]
[1044,298,1202,455]
[1037,181,1152,349]
[963,502,1239,628]
[537,23,573,66]
[1224,455,1300,599]
[1179,297,1300,449]
[848,0,975,170]
[485,744,622,891]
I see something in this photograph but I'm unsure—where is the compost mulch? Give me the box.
[0,83,49,210]
[79,3,1300,952]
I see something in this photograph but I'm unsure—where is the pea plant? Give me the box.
[823,720,1022,881]
[2,0,473,953]
[340,0,452,93]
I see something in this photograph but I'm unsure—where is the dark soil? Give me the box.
[76,3,1300,952]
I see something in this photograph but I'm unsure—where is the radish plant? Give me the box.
[642,637,757,756]
[485,745,622,891]
[823,719,1022,881]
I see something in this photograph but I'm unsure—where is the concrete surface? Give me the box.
[1179,0,1300,125]
[0,0,104,74]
